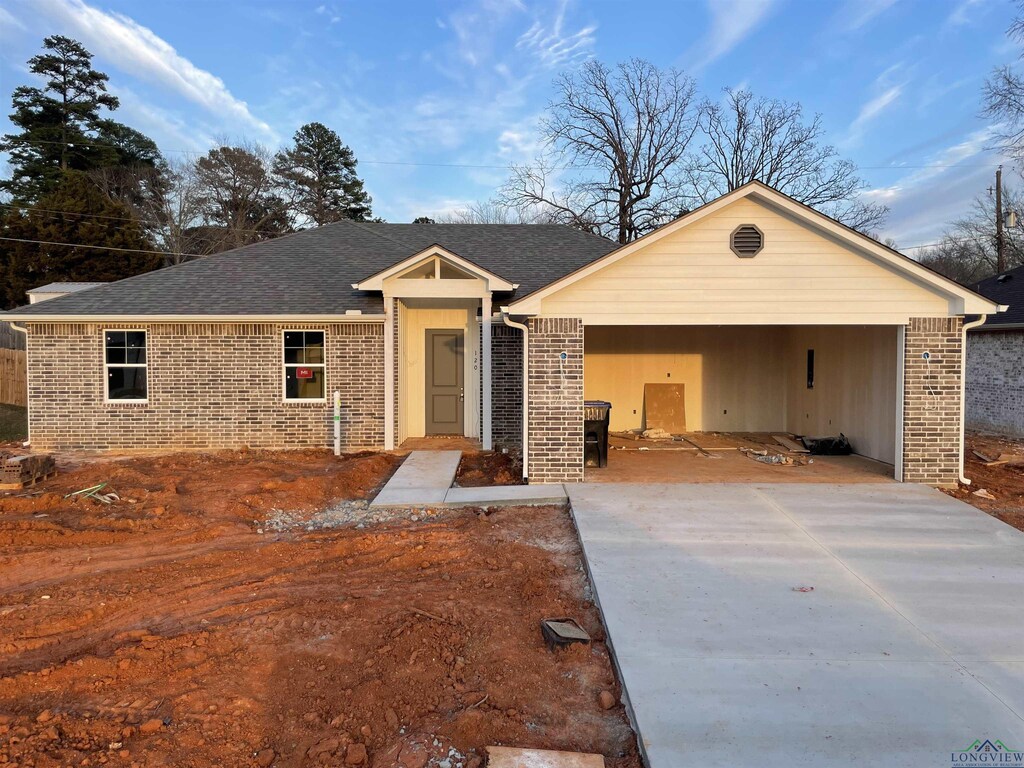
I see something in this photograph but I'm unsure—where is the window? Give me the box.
[284,330,325,400]
[105,330,148,402]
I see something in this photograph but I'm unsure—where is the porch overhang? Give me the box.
[354,244,517,294]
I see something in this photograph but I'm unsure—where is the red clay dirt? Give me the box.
[947,432,1024,533]
[0,449,640,768]
[454,452,523,487]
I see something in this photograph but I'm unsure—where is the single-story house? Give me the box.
[1,181,1001,486]
[967,264,1024,437]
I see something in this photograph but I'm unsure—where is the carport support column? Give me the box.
[482,296,492,450]
[901,317,962,487]
[526,317,584,484]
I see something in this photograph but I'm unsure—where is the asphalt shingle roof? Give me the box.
[973,265,1024,328]
[26,282,106,294]
[2,222,616,317]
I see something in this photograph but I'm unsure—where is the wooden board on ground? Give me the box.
[684,432,745,451]
[487,746,605,767]
[609,435,697,452]
[773,434,810,453]
[643,383,686,434]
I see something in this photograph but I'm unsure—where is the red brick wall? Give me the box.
[902,317,962,486]
[527,317,583,484]
[25,322,385,451]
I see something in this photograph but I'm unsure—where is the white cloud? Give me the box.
[0,5,27,31]
[515,0,596,68]
[862,126,996,206]
[33,0,275,139]
[947,0,985,27]
[687,0,777,72]
[841,64,907,147]
[833,0,899,31]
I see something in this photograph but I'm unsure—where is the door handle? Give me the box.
[459,387,464,402]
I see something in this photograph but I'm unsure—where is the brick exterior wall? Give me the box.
[966,329,1024,438]
[25,322,385,451]
[527,317,583,484]
[492,323,523,452]
[902,317,962,486]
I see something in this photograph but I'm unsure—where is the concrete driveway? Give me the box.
[568,483,1024,767]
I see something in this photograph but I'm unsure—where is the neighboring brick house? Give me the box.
[968,265,1024,438]
[1,182,1000,486]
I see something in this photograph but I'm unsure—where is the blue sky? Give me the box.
[0,0,1014,250]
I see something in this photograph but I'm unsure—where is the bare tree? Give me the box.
[686,88,887,233]
[499,59,699,244]
[193,142,290,251]
[434,200,555,224]
[983,2,1024,162]
[915,189,1024,284]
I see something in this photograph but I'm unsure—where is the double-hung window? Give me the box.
[105,330,148,402]
[284,330,325,400]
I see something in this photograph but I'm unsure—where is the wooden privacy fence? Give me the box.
[0,349,27,407]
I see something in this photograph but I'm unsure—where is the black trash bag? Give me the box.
[801,433,852,455]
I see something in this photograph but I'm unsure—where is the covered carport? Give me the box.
[504,182,1001,486]
[583,323,899,481]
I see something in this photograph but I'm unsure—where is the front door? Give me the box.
[425,329,464,435]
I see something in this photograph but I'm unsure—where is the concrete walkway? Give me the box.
[371,451,566,507]
[568,483,1024,767]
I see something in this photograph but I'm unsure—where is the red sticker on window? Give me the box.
[296,367,313,379]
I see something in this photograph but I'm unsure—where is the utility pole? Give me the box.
[996,165,1006,275]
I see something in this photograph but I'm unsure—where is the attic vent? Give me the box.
[997,274,1013,283]
[731,225,764,258]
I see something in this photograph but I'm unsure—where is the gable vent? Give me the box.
[731,225,764,258]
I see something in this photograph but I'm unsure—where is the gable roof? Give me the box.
[973,264,1024,329]
[0,221,615,320]
[506,180,1002,317]
[354,244,517,291]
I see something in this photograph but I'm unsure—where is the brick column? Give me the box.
[902,317,962,486]
[527,317,583,484]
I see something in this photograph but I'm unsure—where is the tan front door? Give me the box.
[425,329,464,435]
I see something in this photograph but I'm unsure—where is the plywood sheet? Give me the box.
[487,746,605,767]
[644,383,686,433]
[684,432,746,450]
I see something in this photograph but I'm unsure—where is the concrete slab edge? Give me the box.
[567,499,650,768]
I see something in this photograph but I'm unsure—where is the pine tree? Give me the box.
[274,122,372,226]
[0,36,121,202]
[0,171,161,307]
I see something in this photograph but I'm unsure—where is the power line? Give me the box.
[0,236,197,258]
[0,202,290,238]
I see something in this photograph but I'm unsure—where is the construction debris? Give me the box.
[487,746,606,768]
[1,454,56,490]
[972,488,997,500]
[641,427,672,440]
[64,482,121,504]
[773,434,810,453]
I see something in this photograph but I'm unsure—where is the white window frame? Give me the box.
[282,329,327,403]
[103,328,149,404]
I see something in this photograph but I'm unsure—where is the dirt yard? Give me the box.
[454,452,523,487]
[0,449,639,768]
[949,432,1024,533]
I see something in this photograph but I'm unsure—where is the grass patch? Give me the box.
[0,404,27,443]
